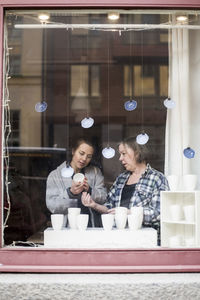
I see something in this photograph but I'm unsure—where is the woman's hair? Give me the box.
[120,136,149,164]
[71,138,94,153]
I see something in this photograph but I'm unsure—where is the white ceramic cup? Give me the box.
[77,214,89,231]
[114,214,127,229]
[169,235,182,247]
[115,207,128,215]
[73,173,85,183]
[68,207,81,215]
[101,214,114,231]
[51,214,64,230]
[62,214,68,228]
[185,237,195,247]
[128,207,143,230]
[183,205,195,223]
[183,174,197,191]
[170,204,182,221]
[167,175,179,191]
[68,214,78,229]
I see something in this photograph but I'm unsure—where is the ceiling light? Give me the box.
[108,12,120,21]
[38,13,50,22]
[176,15,188,22]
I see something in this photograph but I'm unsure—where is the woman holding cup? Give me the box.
[81,136,169,240]
[46,138,107,227]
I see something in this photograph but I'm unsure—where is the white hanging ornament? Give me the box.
[102,147,115,159]
[35,101,48,112]
[81,117,94,128]
[136,133,149,145]
[164,97,176,109]
[61,165,74,178]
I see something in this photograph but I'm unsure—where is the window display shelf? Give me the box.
[161,191,200,248]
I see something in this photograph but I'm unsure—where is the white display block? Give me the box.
[161,191,200,248]
[44,227,157,248]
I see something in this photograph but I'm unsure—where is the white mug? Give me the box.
[68,214,78,229]
[62,214,68,228]
[114,214,127,229]
[167,175,179,191]
[169,235,182,247]
[68,207,81,215]
[77,214,89,231]
[73,173,85,183]
[51,214,64,231]
[115,207,128,215]
[129,207,143,230]
[170,204,182,221]
[183,205,195,223]
[183,174,197,191]
[101,214,114,231]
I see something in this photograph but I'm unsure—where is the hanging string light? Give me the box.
[81,31,94,129]
[61,29,74,178]
[102,32,115,159]
[3,25,12,229]
[124,30,137,112]
[136,30,149,145]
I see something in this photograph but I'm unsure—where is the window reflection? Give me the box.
[4,9,200,248]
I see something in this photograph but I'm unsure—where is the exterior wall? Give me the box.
[1,273,200,299]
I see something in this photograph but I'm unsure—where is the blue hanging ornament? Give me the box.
[124,99,137,111]
[183,147,195,159]
[35,101,48,112]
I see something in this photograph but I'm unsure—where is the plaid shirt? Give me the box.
[106,164,169,229]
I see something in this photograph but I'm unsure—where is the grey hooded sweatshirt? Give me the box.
[46,161,107,226]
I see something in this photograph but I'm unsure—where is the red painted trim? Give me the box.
[0,248,200,273]
[0,0,200,273]
[0,0,200,8]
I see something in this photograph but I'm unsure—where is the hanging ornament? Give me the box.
[124,99,137,111]
[102,147,115,159]
[183,147,195,159]
[136,132,149,145]
[81,117,94,128]
[61,164,74,178]
[164,97,176,109]
[35,101,48,112]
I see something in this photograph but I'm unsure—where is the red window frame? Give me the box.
[1,0,200,273]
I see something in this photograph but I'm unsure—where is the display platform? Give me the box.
[44,227,157,248]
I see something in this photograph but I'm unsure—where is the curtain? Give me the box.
[165,26,200,189]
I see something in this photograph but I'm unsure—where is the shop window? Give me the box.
[1,4,200,272]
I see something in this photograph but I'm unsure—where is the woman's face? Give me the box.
[71,143,94,171]
[118,143,137,172]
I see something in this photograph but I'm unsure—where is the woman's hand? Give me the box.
[81,192,95,208]
[70,176,90,195]
[107,208,116,214]
[70,180,84,195]
[83,177,90,192]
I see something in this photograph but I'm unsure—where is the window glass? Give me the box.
[3,9,200,248]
